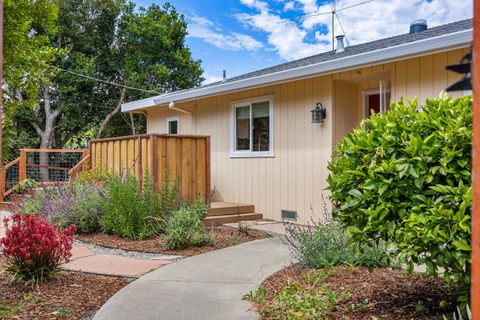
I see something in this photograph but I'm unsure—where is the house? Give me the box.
[121,18,473,223]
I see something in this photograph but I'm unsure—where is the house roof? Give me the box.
[122,18,473,112]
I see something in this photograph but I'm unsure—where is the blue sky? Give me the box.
[134,0,473,84]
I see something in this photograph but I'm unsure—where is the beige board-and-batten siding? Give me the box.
[144,47,468,222]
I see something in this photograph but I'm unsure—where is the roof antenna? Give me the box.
[323,0,374,50]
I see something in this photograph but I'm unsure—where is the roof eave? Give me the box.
[121,28,472,112]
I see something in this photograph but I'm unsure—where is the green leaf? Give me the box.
[453,240,471,251]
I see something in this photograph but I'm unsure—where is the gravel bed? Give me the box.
[75,239,183,261]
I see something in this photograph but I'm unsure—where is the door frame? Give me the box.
[361,88,380,120]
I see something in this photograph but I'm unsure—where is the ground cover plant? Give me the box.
[328,95,472,301]
[0,213,75,283]
[245,265,458,320]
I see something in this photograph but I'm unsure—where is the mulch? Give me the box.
[77,226,271,256]
[0,267,130,320]
[254,264,459,320]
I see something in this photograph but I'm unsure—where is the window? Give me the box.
[166,116,179,134]
[231,97,273,157]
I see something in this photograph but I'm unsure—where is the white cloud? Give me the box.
[203,72,224,84]
[236,1,330,60]
[187,14,263,51]
[283,1,295,11]
[240,0,270,11]
[236,0,472,62]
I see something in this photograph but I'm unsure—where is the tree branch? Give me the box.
[96,87,126,138]
[30,121,44,137]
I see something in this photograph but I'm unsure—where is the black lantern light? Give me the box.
[446,48,472,92]
[311,103,327,124]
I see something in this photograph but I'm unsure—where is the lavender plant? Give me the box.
[19,182,108,233]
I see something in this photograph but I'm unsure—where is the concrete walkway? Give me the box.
[94,237,293,320]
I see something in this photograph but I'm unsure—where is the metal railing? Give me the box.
[0,148,88,201]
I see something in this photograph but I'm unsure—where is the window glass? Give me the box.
[252,101,270,151]
[236,106,250,151]
[168,120,178,134]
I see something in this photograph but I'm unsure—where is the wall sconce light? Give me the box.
[311,103,327,124]
[445,48,472,92]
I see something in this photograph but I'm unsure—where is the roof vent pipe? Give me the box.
[222,70,227,82]
[409,19,428,34]
[336,35,345,53]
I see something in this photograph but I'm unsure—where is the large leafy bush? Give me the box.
[328,95,472,294]
[0,213,75,283]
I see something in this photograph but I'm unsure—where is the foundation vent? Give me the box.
[281,210,297,221]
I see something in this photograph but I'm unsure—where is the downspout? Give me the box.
[168,101,192,115]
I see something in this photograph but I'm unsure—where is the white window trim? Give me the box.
[166,116,180,134]
[230,95,274,158]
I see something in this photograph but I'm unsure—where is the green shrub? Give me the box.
[163,200,211,249]
[48,183,107,233]
[102,173,153,239]
[21,182,107,234]
[327,95,472,297]
[284,220,394,269]
[101,171,180,239]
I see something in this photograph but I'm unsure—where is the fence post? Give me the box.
[205,137,211,206]
[150,135,158,190]
[0,167,5,202]
[19,149,27,182]
[137,136,143,188]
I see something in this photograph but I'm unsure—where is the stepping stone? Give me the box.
[70,246,94,260]
[64,254,172,277]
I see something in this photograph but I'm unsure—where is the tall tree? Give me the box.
[3,0,62,161]
[96,2,204,137]
[12,0,204,158]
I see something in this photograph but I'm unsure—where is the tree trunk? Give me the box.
[96,87,126,139]
[129,112,136,135]
[30,86,60,181]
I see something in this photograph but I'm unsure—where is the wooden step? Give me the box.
[204,212,263,227]
[0,201,13,212]
[208,202,256,216]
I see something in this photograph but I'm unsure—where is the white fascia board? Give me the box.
[121,29,472,112]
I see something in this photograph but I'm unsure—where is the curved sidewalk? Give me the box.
[94,237,293,320]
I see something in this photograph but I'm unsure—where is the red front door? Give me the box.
[367,94,381,117]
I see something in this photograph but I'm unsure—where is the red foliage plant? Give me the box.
[0,213,75,283]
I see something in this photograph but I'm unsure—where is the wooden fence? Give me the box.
[89,134,211,203]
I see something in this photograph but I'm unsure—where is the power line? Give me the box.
[284,0,375,23]
[49,65,163,95]
[336,0,374,12]
[335,12,350,46]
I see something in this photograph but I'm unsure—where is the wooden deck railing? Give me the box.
[89,134,211,203]
[0,148,88,201]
